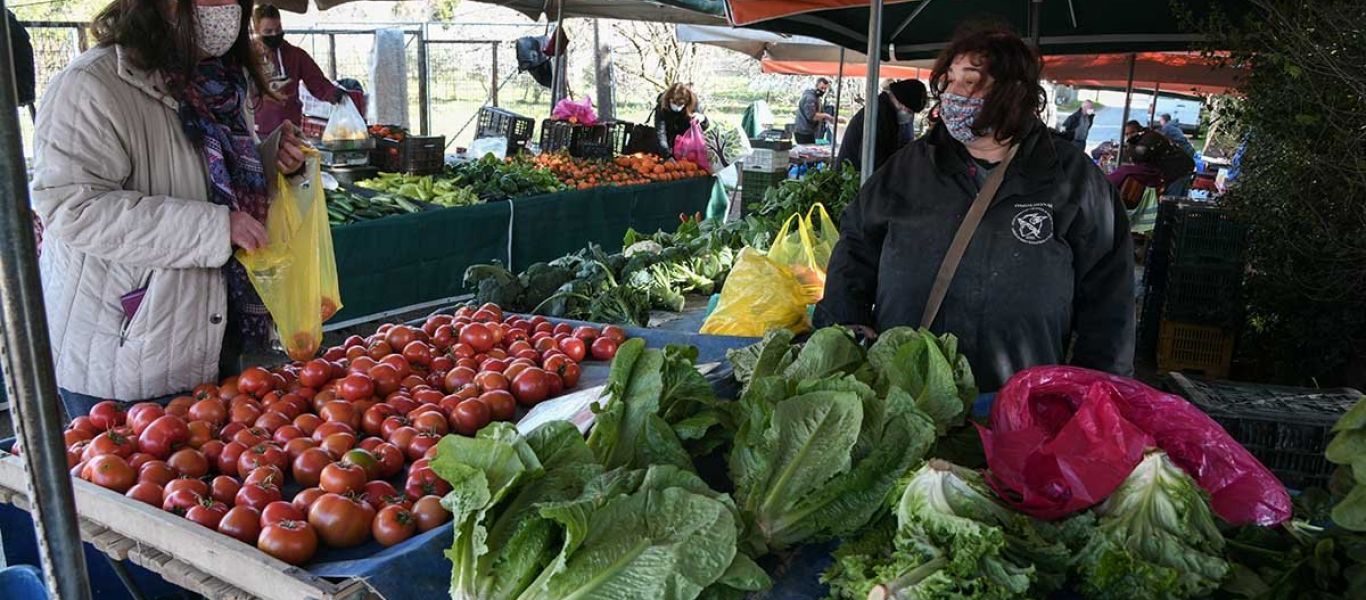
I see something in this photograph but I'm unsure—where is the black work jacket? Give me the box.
[815,120,1135,391]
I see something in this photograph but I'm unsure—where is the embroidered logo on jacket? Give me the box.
[1011,206,1054,244]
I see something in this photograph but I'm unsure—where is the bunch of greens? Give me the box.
[726,327,940,553]
[432,421,769,600]
[1326,395,1366,530]
[586,338,733,471]
[822,460,1087,600]
[1221,489,1366,599]
[446,154,565,201]
[1074,451,1230,600]
[741,163,860,249]
[356,173,481,207]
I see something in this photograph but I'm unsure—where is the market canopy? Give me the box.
[272,0,728,23]
[723,0,1244,59]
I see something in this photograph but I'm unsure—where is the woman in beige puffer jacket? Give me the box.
[31,0,306,417]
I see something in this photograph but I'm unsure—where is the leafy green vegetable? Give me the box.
[744,163,860,250]
[822,460,1082,600]
[1328,396,1366,532]
[867,327,978,433]
[1222,511,1366,600]
[357,172,482,207]
[1075,451,1229,600]
[446,154,564,201]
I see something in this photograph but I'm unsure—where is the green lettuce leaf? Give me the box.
[726,328,795,386]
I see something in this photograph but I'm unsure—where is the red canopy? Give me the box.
[761,59,929,79]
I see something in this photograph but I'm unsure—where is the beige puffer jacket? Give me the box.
[32,45,276,401]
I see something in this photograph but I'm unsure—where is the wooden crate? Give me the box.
[0,454,374,600]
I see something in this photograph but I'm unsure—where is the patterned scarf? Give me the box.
[170,58,272,349]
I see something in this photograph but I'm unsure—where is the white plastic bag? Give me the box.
[469,136,509,161]
[322,96,367,142]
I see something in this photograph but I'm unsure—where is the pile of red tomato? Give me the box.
[40,304,626,566]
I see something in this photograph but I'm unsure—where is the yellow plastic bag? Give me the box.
[236,151,343,361]
[764,203,838,302]
[700,247,811,336]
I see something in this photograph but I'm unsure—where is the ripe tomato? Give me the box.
[137,460,176,486]
[237,443,287,478]
[361,480,400,511]
[127,403,165,436]
[186,499,229,529]
[167,448,209,479]
[343,449,381,480]
[472,371,509,394]
[69,416,100,436]
[235,483,282,512]
[432,325,457,350]
[232,426,269,448]
[560,362,582,389]
[503,362,531,382]
[386,426,419,454]
[385,325,418,351]
[402,341,434,367]
[413,387,444,406]
[87,401,126,431]
[442,367,476,394]
[200,440,225,469]
[367,340,393,361]
[311,421,355,443]
[406,432,441,461]
[258,520,317,565]
[237,367,275,398]
[361,404,398,437]
[572,326,600,342]
[556,337,587,363]
[542,354,570,378]
[369,364,402,397]
[371,443,405,479]
[86,429,135,460]
[292,487,327,517]
[319,432,356,458]
[253,411,291,433]
[87,455,135,492]
[188,399,226,426]
[210,475,241,505]
[243,465,285,488]
[546,372,564,398]
[459,323,495,354]
[319,461,367,495]
[337,374,375,402]
[218,378,240,400]
[164,476,209,498]
[291,446,334,488]
[510,368,551,406]
[282,437,317,462]
[229,402,262,425]
[379,415,410,439]
[478,391,517,422]
[533,336,557,353]
[319,401,360,429]
[186,420,215,449]
[125,482,163,507]
[405,467,452,500]
[591,337,620,361]
[601,325,628,344]
[412,495,450,532]
[162,488,202,515]
[299,359,333,389]
[452,399,492,436]
[372,505,418,547]
[272,425,305,446]
[308,493,374,548]
[218,506,262,544]
[218,422,247,443]
[387,395,419,416]
[166,396,196,418]
[412,411,449,436]
[260,501,305,528]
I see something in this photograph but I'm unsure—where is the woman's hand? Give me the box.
[229,211,268,251]
[276,121,307,176]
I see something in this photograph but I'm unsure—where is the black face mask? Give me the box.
[815,89,826,97]
[261,34,285,50]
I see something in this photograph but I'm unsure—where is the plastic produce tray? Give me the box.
[1167,372,1363,489]
[740,168,787,211]
[372,135,445,175]
[1157,319,1236,379]
[475,107,534,155]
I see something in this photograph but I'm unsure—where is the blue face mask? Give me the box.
[939,91,986,143]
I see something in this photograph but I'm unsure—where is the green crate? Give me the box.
[1169,203,1247,268]
[740,168,787,211]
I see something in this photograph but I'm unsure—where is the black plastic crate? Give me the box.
[1163,263,1243,325]
[539,119,576,153]
[740,168,787,212]
[1169,203,1247,268]
[476,107,534,155]
[1167,373,1363,489]
[372,135,445,175]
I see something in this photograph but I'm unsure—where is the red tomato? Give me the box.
[243,465,285,488]
[452,399,492,436]
[235,483,283,512]
[185,499,229,529]
[385,325,418,351]
[162,488,201,515]
[311,421,355,443]
[87,401,126,431]
[478,391,517,422]
[185,420,215,449]
[387,395,419,416]
[560,362,582,388]
[572,326,600,342]
[272,425,305,446]
[237,367,275,398]
[127,403,165,436]
[254,411,291,433]
[299,359,333,389]
[292,487,326,516]
[237,443,287,478]
[405,468,453,500]
[431,325,457,350]
[260,501,305,528]
[362,481,400,511]
[472,371,509,394]
[188,398,226,425]
[533,336,557,353]
[218,506,262,544]
[459,323,495,354]
[319,401,360,429]
[442,367,476,394]
[164,477,209,498]
[85,455,134,492]
[229,402,262,426]
[86,430,136,459]
[411,495,450,532]
[219,442,253,478]
[308,493,374,548]
[372,505,417,547]
[291,447,333,488]
[69,416,100,436]
[372,443,405,479]
[232,426,269,448]
[402,342,434,367]
[413,387,444,406]
[412,411,449,436]
[601,325,628,344]
[369,364,402,397]
[406,432,441,461]
[542,354,571,378]
[510,368,551,406]
[361,404,398,437]
[358,437,383,452]
[546,373,564,398]
[167,448,209,479]
[387,426,419,454]
[337,374,375,402]
[380,416,411,439]
[343,448,381,480]
[218,422,247,443]
[503,362,531,382]
[210,475,241,505]
[258,520,317,565]
[591,337,620,361]
[125,482,163,507]
[137,460,177,486]
[556,337,587,363]
[319,461,367,495]
[367,341,393,361]
[319,432,356,458]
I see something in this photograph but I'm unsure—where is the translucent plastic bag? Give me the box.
[978,366,1292,525]
[237,152,343,361]
[673,120,712,172]
[766,204,837,303]
[551,96,598,125]
[322,96,367,142]
[699,247,810,336]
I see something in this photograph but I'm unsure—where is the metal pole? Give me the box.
[860,0,884,183]
[1148,82,1161,125]
[1029,0,1042,48]
[491,43,500,108]
[831,47,846,168]
[0,15,93,600]
[327,33,337,81]
[1117,53,1137,164]
[417,28,430,136]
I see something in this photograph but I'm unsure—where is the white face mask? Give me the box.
[195,4,242,58]
[670,103,685,113]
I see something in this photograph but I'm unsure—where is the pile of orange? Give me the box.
[529,152,708,191]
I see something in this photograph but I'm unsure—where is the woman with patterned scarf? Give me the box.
[30,0,309,418]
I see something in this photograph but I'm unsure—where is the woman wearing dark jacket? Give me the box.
[836,78,927,173]
[815,26,1135,391]
[653,83,709,158]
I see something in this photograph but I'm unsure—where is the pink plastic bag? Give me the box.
[551,96,598,125]
[673,120,712,172]
[978,366,1292,526]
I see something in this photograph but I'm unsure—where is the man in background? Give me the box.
[6,9,36,119]
[1156,113,1196,197]
[1061,99,1095,151]
[792,77,832,144]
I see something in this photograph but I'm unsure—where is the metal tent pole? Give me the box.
[831,47,846,168]
[0,13,93,600]
[1148,81,1161,125]
[860,0,884,183]
[1117,53,1137,164]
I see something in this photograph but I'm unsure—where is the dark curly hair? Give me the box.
[91,0,272,101]
[929,24,1046,144]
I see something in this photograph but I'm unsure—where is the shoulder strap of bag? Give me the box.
[919,144,1020,329]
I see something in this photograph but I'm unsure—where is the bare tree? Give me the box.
[611,22,697,95]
